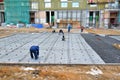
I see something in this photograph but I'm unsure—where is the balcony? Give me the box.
[87,0,115,4]
[105,3,120,10]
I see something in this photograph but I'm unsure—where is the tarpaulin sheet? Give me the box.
[32,24,43,28]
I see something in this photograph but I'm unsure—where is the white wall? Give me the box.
[35,11,46,24]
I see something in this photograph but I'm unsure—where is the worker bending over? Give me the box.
[30,46,39,60]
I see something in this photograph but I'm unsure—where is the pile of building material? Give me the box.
[113,43,120,49]
[59,20,80,28]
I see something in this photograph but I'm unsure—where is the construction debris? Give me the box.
[113,43,120,49]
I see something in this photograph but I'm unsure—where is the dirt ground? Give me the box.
[0,27,52,38]
[0,27,81,38]
[0,27,120,38]
[86,28,120,35]
[0,64,120,80]
[0,27,120,79]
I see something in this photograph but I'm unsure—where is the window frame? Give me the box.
[61,0,67,1]
[31,2,38,10]
[61,2,68,8]
[72,2,79,8]
[45,2,51,8]
[44,0,51,2]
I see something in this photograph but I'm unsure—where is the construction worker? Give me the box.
[52,29,56,33]
[30,46,39,60]
[81,26,84,32]
[62,35,65,41]
[67,23,72,32]
[59,29,64,35]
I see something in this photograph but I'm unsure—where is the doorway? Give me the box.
[89,11,93,26]
[109,11,118,28]
[0,12,5,26]
[30,12,35,24]
[46,11,55,27]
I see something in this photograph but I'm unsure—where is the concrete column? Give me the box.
[54,11,57,21]
[104,10,110,29]
[93,11,96,27]
[99,10,104,28]
[54,11,57,27]
[80,10,82,25]
[50,11,51,25]
[39,11,41,24]
[45,11,47,23]
[0,13,1,22]
[86,11,89,27]
[81,10,86,27]
[104,19,109,29]
[35,11,40,24]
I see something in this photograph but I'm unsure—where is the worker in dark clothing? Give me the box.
[52,29,56,33]
[81,26,84,32]
[59,29,64,35]
[30,46,39,60]
[62,35,65,41]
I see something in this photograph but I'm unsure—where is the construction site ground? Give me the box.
[0,64,120,80]
[0,27,120,80]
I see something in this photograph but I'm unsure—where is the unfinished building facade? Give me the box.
[0,0,4,25]
[0,0,120,28]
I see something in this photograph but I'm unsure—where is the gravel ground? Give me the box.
[81,33,120,63]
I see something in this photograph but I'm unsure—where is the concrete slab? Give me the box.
[0,32,105,64]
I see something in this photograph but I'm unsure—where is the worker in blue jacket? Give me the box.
[30,46,39,60]
[67,23,72,32]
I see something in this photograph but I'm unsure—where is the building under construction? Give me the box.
[0,0,120,29]
[0,0,4,24]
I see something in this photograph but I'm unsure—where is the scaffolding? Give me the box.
[103,0,120,28]
[4,0,30,24]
